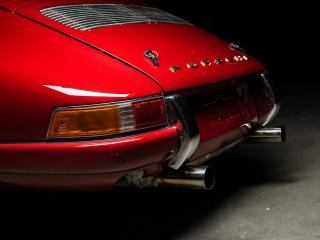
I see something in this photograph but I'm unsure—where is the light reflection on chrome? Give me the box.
[44,85,129,98]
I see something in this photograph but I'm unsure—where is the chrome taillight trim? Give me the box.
[40,4,191,31]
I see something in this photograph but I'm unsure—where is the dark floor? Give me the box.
[1,73,320,239]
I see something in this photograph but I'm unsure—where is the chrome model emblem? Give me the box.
[214,58,224,65]
[187,63,198,69]
[229,43,246,52]
[144,50,159,67]
[225,57,235,63]
[200,60,212,66]
[169,55,249,73]
[170,66,181,72]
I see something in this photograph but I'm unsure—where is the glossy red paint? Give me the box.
[0,0,277,190]
[0,127,179,174]
[0,162,161,190]
[5,0,265,92]
[0,9,162,140]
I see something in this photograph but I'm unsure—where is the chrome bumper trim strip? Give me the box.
[165,95,200,170]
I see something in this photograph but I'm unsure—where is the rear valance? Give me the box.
[40,4,191,31]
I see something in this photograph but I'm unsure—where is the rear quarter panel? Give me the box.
[0,10,163,140]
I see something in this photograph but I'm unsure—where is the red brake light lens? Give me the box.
[133,98,167,130]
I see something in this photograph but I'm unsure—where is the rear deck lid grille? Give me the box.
[40,4,190,31]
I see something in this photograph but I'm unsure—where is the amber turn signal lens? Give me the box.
[48,97,168,138]
[48,106,121,137]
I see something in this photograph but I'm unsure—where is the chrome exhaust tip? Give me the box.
[246,126,286,143]
[155,166,215,190]
[116,166,215,190]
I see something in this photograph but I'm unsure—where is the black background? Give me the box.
[147,2,318,92]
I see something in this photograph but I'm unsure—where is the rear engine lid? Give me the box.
[5,0,265,92]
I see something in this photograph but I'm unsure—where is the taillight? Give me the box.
[132,98,167,130]
[48,96,168,138]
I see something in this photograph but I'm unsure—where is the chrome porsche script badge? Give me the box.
[144,50,159,67]
[169,55,249,73]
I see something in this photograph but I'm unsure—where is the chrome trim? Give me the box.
[259,71,280,126]
[229,43,246,52]
[117,166,215,190]
[260,103,281,127]
[144,50,159,67]
[40,4,191,31]
[155,166,215,190]
[246,127,286,143]
[165,95,200,170]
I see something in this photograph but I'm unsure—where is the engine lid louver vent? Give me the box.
[40,4,191,31]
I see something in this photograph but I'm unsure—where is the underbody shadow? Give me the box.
[0,143,297,238]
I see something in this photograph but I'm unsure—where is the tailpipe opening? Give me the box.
[155,166,215,190]
[246,126,286,143]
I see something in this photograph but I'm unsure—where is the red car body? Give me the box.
[0,0,282,190]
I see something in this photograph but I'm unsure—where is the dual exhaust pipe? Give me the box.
[155,165,215,190]
[154,126,286,190]
[119,126,285,190]
[118,165,216,190]
[245,126,286,143]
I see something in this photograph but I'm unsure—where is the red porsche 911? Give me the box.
[0,0,285,190]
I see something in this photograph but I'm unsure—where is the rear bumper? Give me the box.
[0,127,180,189]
